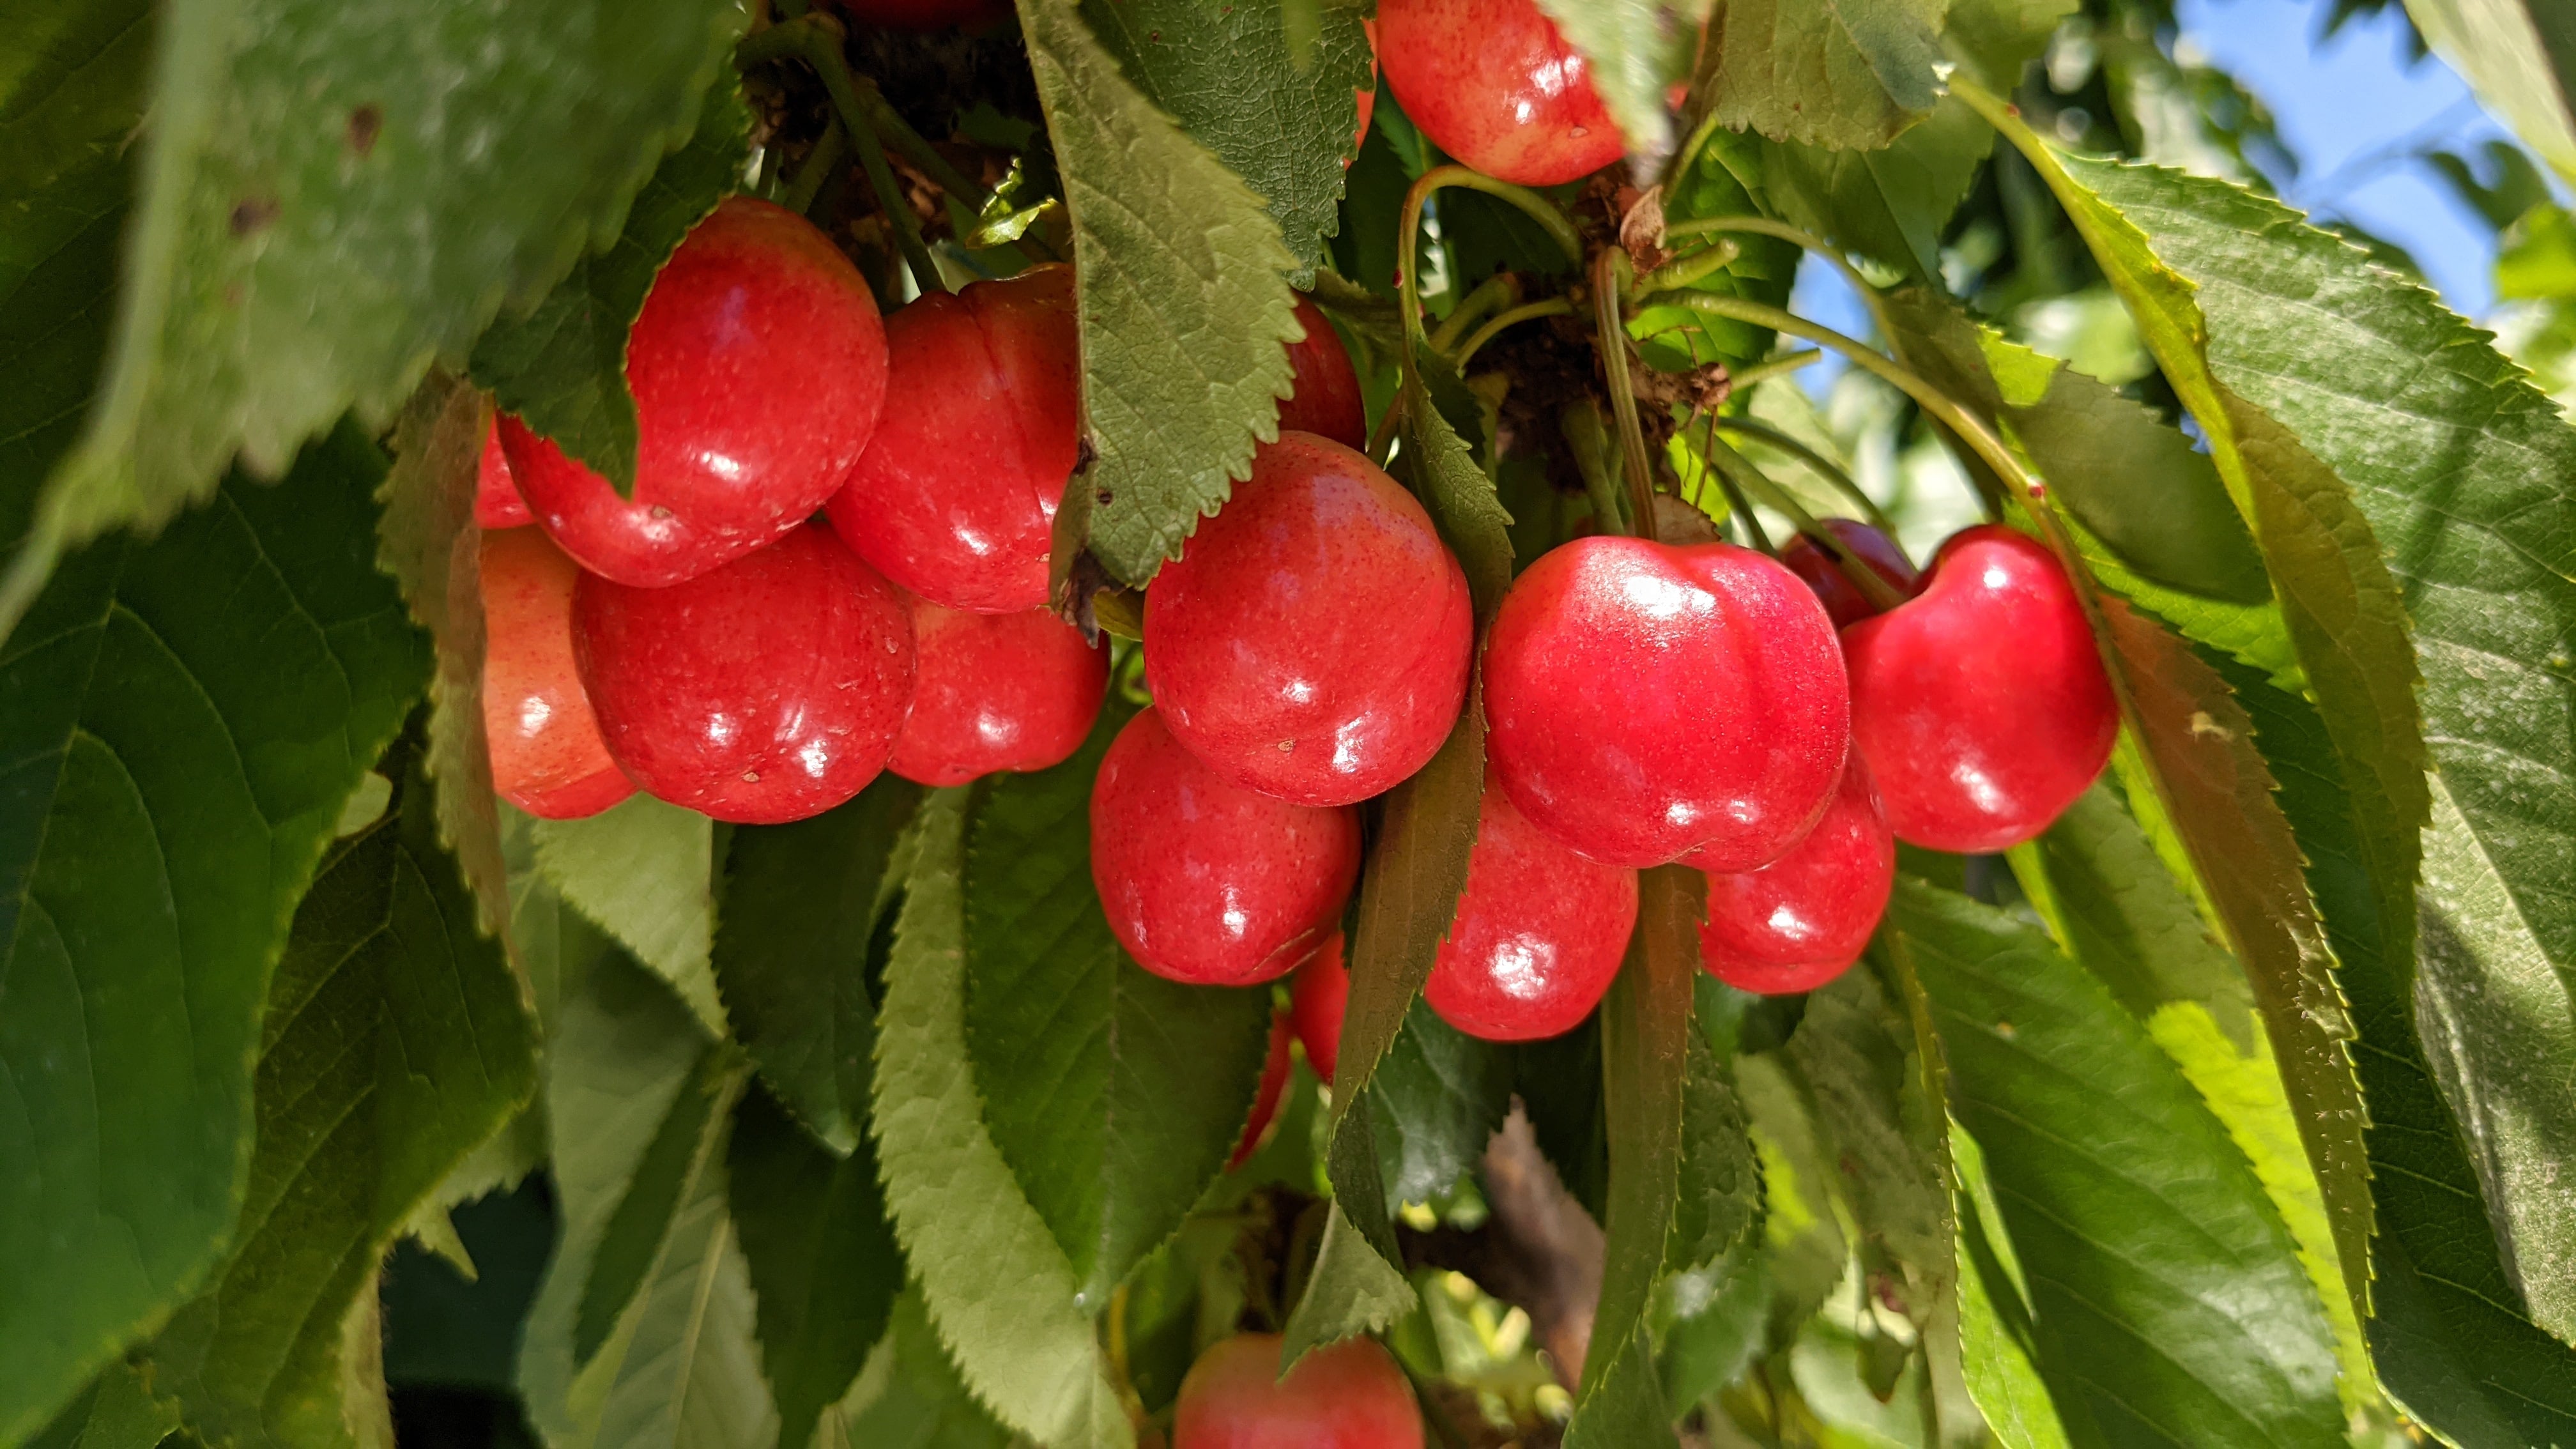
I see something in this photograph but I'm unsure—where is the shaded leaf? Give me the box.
[872,790,1132,1449]
[24,1360,180,1449]
[4,0,746,632]
[1888,877,2347,1449]
[1696,0,1948,150]
[1781,967,1951,1312]
[1666,1031,1759,1279]
[468,77,749,492]
[576,1045,737,1368]
[1080,0,1373,279]
[0,425,425,1443]
[534,793,723,1037]
[730,1087,903,1449]
[1018,0,1301,585]
[833,1291,1015,1449]
[143,730,539,1449]
[1761,97,1993,283]
[715,777,924,1155]
[962,704,1272,1306]
[1368,1000,1515,1211]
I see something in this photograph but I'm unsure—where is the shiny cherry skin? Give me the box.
[1780,518,1920,629]
[573,525,914,825]
[504,197,889,587]
[1091,708,1361,986]
[888,596,1107,786]
[1290,933,1349,1084]
[478,528,632,819]
[475,417,532,528]
[1227,1009,1296,1171]
[1483,535,1850,870]
[1377,0,1621,187]
[1425,771,1637,1041]
[827,264,1078,613]
[1146,432,1473,808]
[1174,1333,1423,1449]
[1843,525,2117,853]
[1696,758,1894,995]
[829,0,1012,27]
[1277,294,1367,450]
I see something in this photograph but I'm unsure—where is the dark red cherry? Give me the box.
[1277,293,1367,450]
[1779,519,1920,629]
[505,197,889,587]
[1173,1333,1424,1449]
[1696,758,1893,995]
[475,417,532,529]
[1842,525,2116,852]
[1227,1009,1295,1171]
[1425,771,1637,1041]
[1146,433,1473,808]
[479,528,632,819]
[828,0,1011,28]
[573,525,914,825]
[1290,933,1349,1084]
[1091,708,1361,986]
[888,596,1107,786]
[1377,0,1622,187]
[827,264,1078,614]
[1482,535,1850,870]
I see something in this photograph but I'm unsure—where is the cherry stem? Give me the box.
[1661,215,1896,343]
[1561,402,1632,537]
[1627,236,1740,299]
[1427,272,1522,354]
[1639,291,2041,510]
[779,121,847,216]
[1702,429,1908,608]
[1397,165,1583,386]
[1689,424,1775,554]
[847,94,949,296]
[1713,415,1896,533]
[1451,297,1574,369]
[1725,348,1823,391]
[1591,250,1661,544]
[737,17,990,213]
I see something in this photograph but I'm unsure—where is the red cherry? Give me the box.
[888,596,1107,786]
[1482,536,1850,870]
[478,528,632,819]
[1227,1009,1295,1171]
[1695,758,1893,995]
[505,197,889,587]
[573,525,914,825]
[475,417,532,528]
[1146,433,1473,808]
[1377,0,1622,187]
[827,0,1011,28]
[1290,933,1349,1084]
[1277,294,1367,450]
[1425,771,1638,1040]
[1779,519,1920,629]
[827,264,1078,614]
[1173,1333,1423,1449]
[1090,708,1361,986]
[1841,525,2116,852]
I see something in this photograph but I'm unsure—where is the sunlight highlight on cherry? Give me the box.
[1425,770,1637,1041]
[1696,758,1894,995]
[889,596,1106,786]
[1377,0,1623,186]
[478,528,631,820]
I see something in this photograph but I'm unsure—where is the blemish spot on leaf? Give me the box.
[346,105,383,157]
[229,197,279,236]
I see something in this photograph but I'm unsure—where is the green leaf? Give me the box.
[871,789,1132,1449]
[1779,967,1950,1308]
[1017,0,1301,585]
[0,424,426,1443]
[533,793,724,1038]
[1563,864,1700,1449]
[576,1043,737,1367]
[715,778,924,1156]
[518,955,774,1449]
[1367,1000,1515,1211]
[1078,0,1372,279]
[1666,1031,1759,1279]
[467,77,749,492]
[374,373,516,953]
[1887,877,2347,1449]
[834,1290,1016,1449]
[961,705,1273,1307]
[1696,0,1949,150]
[1761,97,1993,283]
[730,1088,903,1449]
[1530,0,1696,169]
[0,0,150,555]
[140,729,538,1449]
[1393,363,1516,617]
[3,0,746,632]
[24,1361,180,1449]
[2400,0,2576,183]
[1950,1131,2072,1449]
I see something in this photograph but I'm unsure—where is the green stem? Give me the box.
[1628,236,1739,298]
[1427,273,1522,354]
[1398,165,1584,384]
[1452,297,1574,369]
[1660,215,1895,342]
[1714,415,1894,532]
[1561,402,1631,538]
[1592,250,1661,542]
[1690,425,1775,554]
[738,17,989,210]
[779,122,847,216]
[848,94,947,295]
[1702,431,1908,607]
[1723,348,1822,392]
